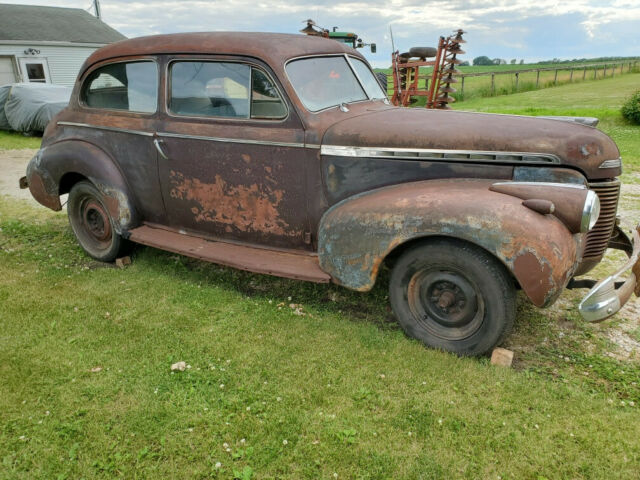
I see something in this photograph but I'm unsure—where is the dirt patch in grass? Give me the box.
[0,149,38,203]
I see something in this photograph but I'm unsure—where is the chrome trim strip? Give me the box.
[598,158,622,169]
[491,181,586,189]
[321,145,562,164]
[57,121,154,137]
[157,131,308,148]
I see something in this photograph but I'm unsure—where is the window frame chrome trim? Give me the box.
[284,53,378,114]
[79,58,160,115]
[164,57,290,123]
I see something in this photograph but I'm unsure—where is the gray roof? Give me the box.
[0,4,126,45]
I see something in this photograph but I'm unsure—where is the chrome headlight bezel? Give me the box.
[581,190,600,232]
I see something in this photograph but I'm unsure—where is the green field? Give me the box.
[2,75,640,479]
[377,59,640,102]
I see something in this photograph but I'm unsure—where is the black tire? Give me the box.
[67,180,129,262]
[389,239,516,356]
[409,47,437,58]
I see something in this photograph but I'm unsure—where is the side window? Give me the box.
[251,68,287,119]
[82,61,157,113]
[170,61,286,120]
[170,62,250,118]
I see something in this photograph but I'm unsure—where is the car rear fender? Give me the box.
[26,140,136,233]
[318,179,579,307]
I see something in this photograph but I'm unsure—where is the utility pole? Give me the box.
[93,0,101,19]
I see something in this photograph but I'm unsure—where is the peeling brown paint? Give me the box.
[169,171,299,237]
[318,179,578,306]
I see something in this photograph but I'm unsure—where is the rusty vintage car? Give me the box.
[21,33,640,355]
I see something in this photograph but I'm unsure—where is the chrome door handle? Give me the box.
[154,138,169,160]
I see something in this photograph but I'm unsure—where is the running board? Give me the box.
[128,225,331,283]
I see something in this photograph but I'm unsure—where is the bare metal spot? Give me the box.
[169,171,298,237]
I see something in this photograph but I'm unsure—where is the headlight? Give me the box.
[581,190,600,232]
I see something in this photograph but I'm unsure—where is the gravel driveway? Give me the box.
[0,149,38,203]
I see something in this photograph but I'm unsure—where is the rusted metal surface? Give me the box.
[489,182,589,233]
[320,108,621,180]
[24,141,139,233]
[27,31,631,319]
[318,179,578,307]
[322,155,512,205]
[129,224,330,282]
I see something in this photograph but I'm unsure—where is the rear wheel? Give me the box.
[389,239,516,356]
[67,180,128,262]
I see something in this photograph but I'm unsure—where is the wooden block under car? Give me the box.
[490,347,514,367]
[115,256,131,268]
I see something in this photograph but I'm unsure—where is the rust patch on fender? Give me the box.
[169,171,298,237]
[513,251,553,307]
[28,171,61,211]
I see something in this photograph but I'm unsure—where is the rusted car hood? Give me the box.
[321,108,621,179]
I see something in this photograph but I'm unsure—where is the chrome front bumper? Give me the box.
[579,225,640,322]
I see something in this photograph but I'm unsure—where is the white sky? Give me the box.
[7,0,640,67]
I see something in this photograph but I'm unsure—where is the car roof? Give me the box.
[81,32,365,74]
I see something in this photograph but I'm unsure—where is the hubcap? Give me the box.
[82,200,111,242]
[408,269,484,340]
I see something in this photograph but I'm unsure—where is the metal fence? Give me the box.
[456,60,640,96]
[381,60,640,100]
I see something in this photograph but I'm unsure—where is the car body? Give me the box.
[22,32,640,355]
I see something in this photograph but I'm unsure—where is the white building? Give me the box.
[0,4,125,86]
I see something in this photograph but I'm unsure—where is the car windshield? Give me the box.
[286,55,386,112]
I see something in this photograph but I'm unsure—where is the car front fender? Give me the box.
[25,140,137,233]
[318,179,580,307]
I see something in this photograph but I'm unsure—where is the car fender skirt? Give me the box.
[318,179,579,307]
[25,141,137,234]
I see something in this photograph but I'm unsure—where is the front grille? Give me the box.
[583,179,620,259]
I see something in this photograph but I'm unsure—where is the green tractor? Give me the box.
[300,19,376,53]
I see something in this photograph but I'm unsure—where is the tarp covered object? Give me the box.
[0,83,71,133]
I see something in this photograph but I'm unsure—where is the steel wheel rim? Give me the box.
[407,266,485,340]
[78,195,112,250]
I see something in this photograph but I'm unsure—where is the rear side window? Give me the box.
[82,61,158,113]
[170,61,286,120]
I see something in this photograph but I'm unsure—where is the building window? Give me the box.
[25,63,46,82]
[19,58,50,83]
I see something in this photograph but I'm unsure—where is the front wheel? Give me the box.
[67,180,129,262]
[389,239,516,356]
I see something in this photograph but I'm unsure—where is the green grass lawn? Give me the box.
[454,73,640,178]
[377,60,640,103]
[0,130,41,150]
[2,75,640,479]
[2,196,640,480]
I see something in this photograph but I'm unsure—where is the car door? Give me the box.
[157,56,310,250]
[75,58,165,224]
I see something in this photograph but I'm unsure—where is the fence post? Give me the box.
[604,64,607,77]
[460,76,465,96]
[491,73,495,95]
[570,68,574,82]
[554,69,558,85]
[515,72,519,91]
[536,70,540,88]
